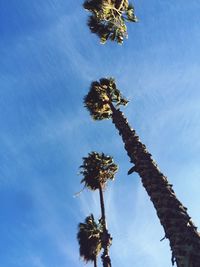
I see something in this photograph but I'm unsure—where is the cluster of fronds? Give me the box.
[80,152,118,190]
[83,0,137,44]
[84,78,128,120]
[77,214,103,262]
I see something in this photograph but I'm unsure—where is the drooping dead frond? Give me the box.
[77,214,103,263]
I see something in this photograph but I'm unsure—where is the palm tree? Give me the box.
[84,78,200,267]
[77,214,102,267]
[83,0,138,44]
[80,152,118,267]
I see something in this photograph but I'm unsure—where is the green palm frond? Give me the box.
[84,78,128,120]
[80,152,118,190]
[83,0,138,44]
[77,214,103,262]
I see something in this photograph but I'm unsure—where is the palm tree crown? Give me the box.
[80,151,118,190]
[84,78,128,120]
[83,0,138,44]
[77,214,103,264]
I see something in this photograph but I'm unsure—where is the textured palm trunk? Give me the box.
[110,103,200,267]
[99,183,112,267]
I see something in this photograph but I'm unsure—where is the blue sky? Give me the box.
[1,1,200,266]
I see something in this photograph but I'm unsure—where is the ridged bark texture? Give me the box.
[111,105,200,267]
[99,184,112,267]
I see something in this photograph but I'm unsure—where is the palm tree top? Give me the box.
[77,214,103,263]
[83,0,138,44]
[80,151,118,190]
[84,77,128,120]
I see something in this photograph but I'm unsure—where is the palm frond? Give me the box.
[80,152,118,190]
[84,77,128,120]
[77,214,103,263]
[83,0,138,44]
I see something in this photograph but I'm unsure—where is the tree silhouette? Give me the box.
[84,78,200,267]
[77,214,102,267]
[80,152,118,267]
[83,0,137,44]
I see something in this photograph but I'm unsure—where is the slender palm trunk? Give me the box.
[110,103,200,267]
[99,183,112,267]
[99,183,107,224]
[94,256,97,267]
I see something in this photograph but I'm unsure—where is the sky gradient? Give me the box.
[1,1,200,267]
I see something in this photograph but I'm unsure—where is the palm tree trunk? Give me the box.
[110,103,200,267]
[94,256,97,267]
[99,183,106,224]
[99,183,112,267]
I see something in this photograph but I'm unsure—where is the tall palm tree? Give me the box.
[77,214,102,267]
[84,78,200,267]
[80,152,118,267]
[83,0,137,44]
